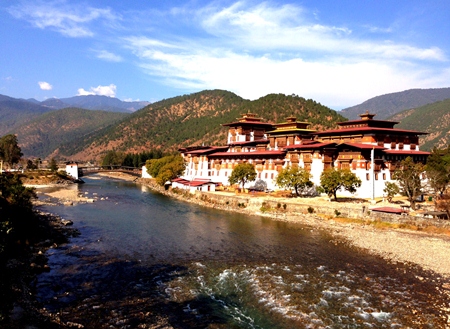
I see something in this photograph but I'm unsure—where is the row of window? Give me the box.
[366,173,388,181]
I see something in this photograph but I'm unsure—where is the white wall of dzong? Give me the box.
[180,153,427,198]
[179,123,428,198]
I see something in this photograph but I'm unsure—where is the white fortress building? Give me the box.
[176,112,429,198]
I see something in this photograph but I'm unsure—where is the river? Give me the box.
[35,175,447,328]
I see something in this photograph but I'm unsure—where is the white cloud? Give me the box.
[95,50,123,62]
[77,84,117,97]
[8,1,120,38]
[122,1,449,107]
[38,81,53,90]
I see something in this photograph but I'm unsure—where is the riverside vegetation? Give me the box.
[0,172,80,327]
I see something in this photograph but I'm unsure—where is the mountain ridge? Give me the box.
[57,90,347,161]
[4,88,450,161]
[340,87,450,120]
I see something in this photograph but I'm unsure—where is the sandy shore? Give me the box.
[38,172,450,281]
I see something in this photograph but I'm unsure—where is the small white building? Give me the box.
[141,165,152,178]
[66,162,79,180]
[172,178,216,193]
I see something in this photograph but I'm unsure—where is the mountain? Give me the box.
[391,99,450,151]
[51,90,346,161]
[57,95,150,113]
[16,108,128,158]
[340,87,450,120]
[0,93,150,137]
[0,94,55,136]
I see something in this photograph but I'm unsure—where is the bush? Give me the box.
[307,206,315,214]
[260,201,271,212]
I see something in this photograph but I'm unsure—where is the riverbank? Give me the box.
[42,172,450,279]
[1,209,80,328]
[31,172,450,327]
[92,172,450,280]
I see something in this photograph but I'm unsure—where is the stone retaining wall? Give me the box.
[195,191,450,229]
[137,179,450,229]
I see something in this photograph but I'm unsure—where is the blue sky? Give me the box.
[1,0,449,109]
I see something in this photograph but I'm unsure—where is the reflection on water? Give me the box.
[35,176,448,328]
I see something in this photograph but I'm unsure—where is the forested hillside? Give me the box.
[0,94,55,136]
[55,90,346,161]
[391,99,450,151]
[341,88,450,120]
[16,108,128,158]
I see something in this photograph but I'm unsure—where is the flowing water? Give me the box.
[35,175,448,328]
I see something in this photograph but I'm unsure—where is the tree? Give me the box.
[319,168,362,201]
[228,163,257,191]
[393,156,424,210]
[0,174,37,251]
[26,159,38,170]
[276,166,313,196]
[145,155,185,186]
[425,147,450,202]
[383,182,400,203]
[0,134,23,169]
[49,158,58,172]
[101,150,125,167]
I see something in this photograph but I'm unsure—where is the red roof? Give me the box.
[371,207,404,214]
[339,143,385,150]
[186,146,228,155]
[209,150,286,157]
[222,121,273,127]
[314,127,428,135]
[383,150,430,155]
[172,178,214,187]
[337,119,399,126]
[228,139,269,146]
[283,142,335,150]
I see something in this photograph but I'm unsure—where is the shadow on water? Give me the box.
[31,241,449,329]
[36,253,231,328]
[20,177,450,328]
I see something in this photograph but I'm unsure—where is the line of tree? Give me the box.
[101,150,166,167]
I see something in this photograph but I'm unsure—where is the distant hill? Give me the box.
[391,99,450,151]
[52,95,150,113]
[53,90,347,161]
[340,88,450,120]
[0,93,150,137]
[0,94,55,136]
[16,108,128,158]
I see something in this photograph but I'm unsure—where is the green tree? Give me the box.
[26,159,38,170]
[145,155,185,186]
[101,150,125,167]
[0,174,37,252]
[276,166,313,196]
[383,181,400,203]
[48,158,58,172]
[426,147,450,202]
[0,134,23,169]
[319,168,362,201]
[228,163,257,190]
[393,156,424,210]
